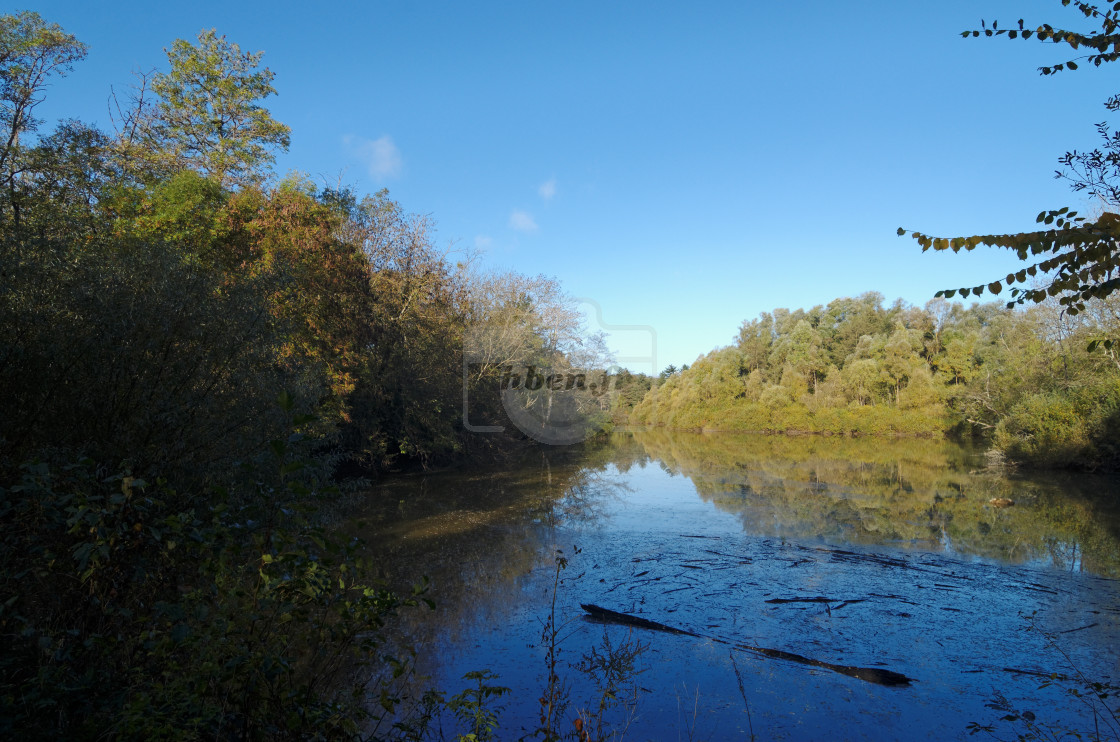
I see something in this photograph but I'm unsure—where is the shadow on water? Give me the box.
[354,431,1120,740]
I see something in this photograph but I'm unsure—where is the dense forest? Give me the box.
[0,21,611,483]
[629,292,1120,469]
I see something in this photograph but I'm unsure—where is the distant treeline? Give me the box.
[628,292,1120,469]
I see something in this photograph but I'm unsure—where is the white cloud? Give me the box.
[343,134,402,179]
[509,210,538,232]
[538,177,557,200]
[474,234,493,249]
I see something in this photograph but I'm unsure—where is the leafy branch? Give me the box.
[899,210,1120,315]
[904,2,1120,319]
[964,2,1120,74]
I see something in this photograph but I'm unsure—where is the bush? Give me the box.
[0,234,301,487]
[994,393,1091,467]
[0,450,425,741]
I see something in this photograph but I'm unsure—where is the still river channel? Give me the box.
[357,431,1120,741]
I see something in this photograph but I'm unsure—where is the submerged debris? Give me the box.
[581,603,915,687]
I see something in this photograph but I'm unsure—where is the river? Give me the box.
[356,431,1120,741]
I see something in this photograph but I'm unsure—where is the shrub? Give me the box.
[994,393,1090,467]
[0,450,425,741]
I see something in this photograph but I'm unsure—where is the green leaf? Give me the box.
[170,622,190,643]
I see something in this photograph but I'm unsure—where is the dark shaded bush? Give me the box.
[0,451,424,741]
[0,232,300,487]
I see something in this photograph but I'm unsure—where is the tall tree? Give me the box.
[136,29,290,188]
[0,11,86,230]
[736,312,775,373]
[19,120,114,242]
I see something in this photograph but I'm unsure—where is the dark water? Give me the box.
[357,431,1120,741]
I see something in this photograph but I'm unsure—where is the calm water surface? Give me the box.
[358,431,1120,741]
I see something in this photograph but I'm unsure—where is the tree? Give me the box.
[135,29,290,188]
[881,325,925,407]
[0,11,87,229]
[900,2,1120,316]
[736,312,775,373]
[940,336,978,385]
[464,270,573,380]
[18,120,114,241]
[770,319,826,394]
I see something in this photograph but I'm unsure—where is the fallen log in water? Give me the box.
[580,603,700,636]
[580,603,915,687]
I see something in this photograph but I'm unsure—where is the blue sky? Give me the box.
[24,1,1120,372]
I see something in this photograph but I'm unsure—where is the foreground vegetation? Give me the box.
[0,434,427,740]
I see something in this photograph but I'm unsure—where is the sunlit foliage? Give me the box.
[630,293,1120,469]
